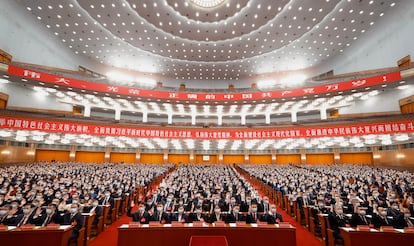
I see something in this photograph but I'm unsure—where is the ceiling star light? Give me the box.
[190,0,226,8]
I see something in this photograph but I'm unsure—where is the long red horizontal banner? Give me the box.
[0,116,413,139]
[7,65,401,101]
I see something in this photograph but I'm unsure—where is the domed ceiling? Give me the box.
[17,0,398,87]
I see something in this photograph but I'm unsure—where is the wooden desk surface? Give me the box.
[340,227,413,246]
[0,225,72,246]
[118,223,296,246]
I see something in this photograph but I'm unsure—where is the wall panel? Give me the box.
[223,155,244,165]
[276,154,301,164]
[0,146,35,164]
[195,155,217,164]
[75,151,105,163]
[140,153,164,164]
[110,152,136,164]
[168,154,190,164]
[36,150,70,162]
[340,153,373,165]
[249,155,272,164]
[306,154,335,165]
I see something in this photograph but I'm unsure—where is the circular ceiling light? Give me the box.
[190,0,226,8]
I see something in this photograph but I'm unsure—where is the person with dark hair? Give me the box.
[127,201,150,224]
[62,203,84,242]
[190,205,206,222]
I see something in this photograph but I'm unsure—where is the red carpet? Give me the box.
[88,215,130,246]
[275,206,324,246]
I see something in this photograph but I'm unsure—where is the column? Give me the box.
[135,149,141,164]
[217,115,222,126]
[115,108,121,121]
[241,114,246,125]
[104,147,111,162]
[192,115,196,125]
[320,107,327,120]
[291,111,297,123]
[69,146,76,162]
[84,105,91,117]
[300,149,306,165]
[142,110,148,123]
[265,113,270,124]
[168,113,173,125]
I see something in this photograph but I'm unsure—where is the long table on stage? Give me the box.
[340,227,413,246]
[118,222,296,246]
[0,225,72,246]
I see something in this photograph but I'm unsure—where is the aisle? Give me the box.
[88,215,130,246]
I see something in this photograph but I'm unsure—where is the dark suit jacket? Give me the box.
[240,202,251,212]
[391,213,408,229]
[263,212,283,224]
[371,214,392,229]
[150,211,170,223]
[245,212,262,224]
[350,214,370,227]
[15,213,37,227]
[226,212,245,223]
[62,212,84,237]
[328,212,348,239]
[171,213,188,222]
[208,213,225,223]
[127,208,150,224]
[32,211,61,226]
[189,213,207,222]
[99,196,115,208]
[2,214,23,226]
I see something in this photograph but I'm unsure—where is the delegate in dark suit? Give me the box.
[171,212,188,222]
[127,208,150,224]
[226,212,245,223]
[263,211,283,224]
[371,213,392,229]
[350,213,370,227]
[62,211,84,241]
[245,212,263,224]
[328,212,348,240]
[150,211,171,224]
[190,212,207,222]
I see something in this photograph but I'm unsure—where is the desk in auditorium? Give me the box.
[118,223,296,246]
[340,228,413,246]
[0,226,72,246]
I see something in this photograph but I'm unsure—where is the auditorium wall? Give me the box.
[249,155,273,164]
[36,150,70,162]
[195,155,218,164]
[305,154,335,165]
[110,152,136,164]
[140,153,164,164]
[0,146,35,164]
[75,151,105,163]
[1,146,414,168]
[314,0,414,78]
[0,82,73,112]
[0,1,104,73]
[340,153,373,165]
[276,154,301,165]
[374,148,414,168]
[222,155,245,165]
[167,154,190,165]
[338,83,414,115]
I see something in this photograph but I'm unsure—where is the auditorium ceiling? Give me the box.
[16,0,399,87]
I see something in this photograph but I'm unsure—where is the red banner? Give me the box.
[7,65,401,102]
[0,116,413,140]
